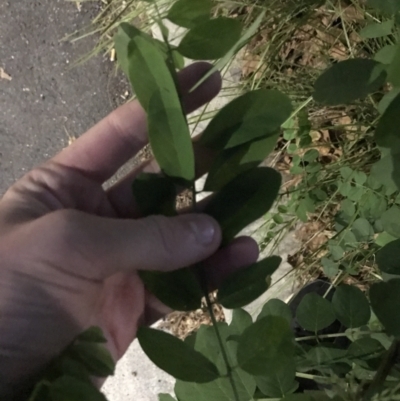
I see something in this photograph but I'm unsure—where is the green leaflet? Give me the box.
[377,238,400,275]
[367,0,400,14]
[49,376,107,401]
[296,293,336,332]
[137,327,219,383]
[138,268,203,311]
[381,206,400,237]
[204,134,279,191]
[375,92,400,151]
[132,173,176,217]
[178,17,242,60]
[200,90,292,150]
[387,42,400,87]
[237,316,295,375]
[313,59,387,105]
[360,20,394,38]
[167,0,212,28]
[68,343,115,377]
[218,256,281,309]
[375,45,397,65]
[255,360,298,398]
[332,285,371,328]
[204,168,282,244]
[370,279,400,336]
[75,326,107,344]
[229,309,253,336]
[256,298,293,326]
[128,36,194,181]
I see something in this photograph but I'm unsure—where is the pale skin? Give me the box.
[0,62,259,399]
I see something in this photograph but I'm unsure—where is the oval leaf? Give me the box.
[218,256,281,308]
[360,20,394,39]
[296,293,336,332]
[167,0,211,28]
[256,298,293,325]
[178,18,242,60]
[128,36,194,181]
[200,89,292,150]
[237,316,294,375]
[204,168,281,244]
[49,376,107,401]
[137,327,219,382]
[377,239,400,275]
[381,206,400,238]
[387,43,400,87]
[370,279,400,336]
[332,285,371,328]
[139,268,203,311]
[204,134,278,191]
[229,309,253,336]
[375,45,397,65]
[68,343,115,377]
[375,92,400,151]
[132,173,176,216]
[313,59,386,105]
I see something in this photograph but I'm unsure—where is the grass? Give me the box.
[73,0,398,290]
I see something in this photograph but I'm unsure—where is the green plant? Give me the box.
[29,0,400,400]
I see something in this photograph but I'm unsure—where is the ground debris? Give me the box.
[0,67,12,81]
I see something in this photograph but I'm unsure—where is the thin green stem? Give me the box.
[204,291,241,401]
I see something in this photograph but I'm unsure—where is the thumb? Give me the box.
[44,210,221,280]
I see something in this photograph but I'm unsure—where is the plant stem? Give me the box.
[295,330,384,342]
[361,339,400,401]
[203,290,241,401]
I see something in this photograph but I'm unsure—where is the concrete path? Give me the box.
[0,0,117,194]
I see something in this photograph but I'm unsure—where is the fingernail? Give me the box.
[189,216,217,245]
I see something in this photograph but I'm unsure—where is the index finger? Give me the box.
[52,63,222,183]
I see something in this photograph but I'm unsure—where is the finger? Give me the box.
[141,236,260,326]
[44,210,221,280]
[52,62,222,183]
[106,141,217,217]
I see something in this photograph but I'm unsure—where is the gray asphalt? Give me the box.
[0,0,123,195]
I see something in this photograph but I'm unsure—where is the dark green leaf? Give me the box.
[352,218,374,242]
[128,36,194,180]
[305,346,348,368]
[68,343,115,377]
[375,44,397,65]
[159,394,177,401]
[377,239,400,274]
[237,316,294,375]
[367,0,400,14]
[375,93,400,153]
[204,134,278,191]
[76,326,107,343]
[255,360,298,398]
[370,155,399,191]
[360,20,394,38]
[28,381,50,401]
[178,18,242,60]
[59,357,91,383]
[229,309,253,336]
[329,245,344,261]
[375,231,397,246]
[174,368,255,401]
[204,168,281,244]
[321,257,339,278]
[313,59,386,105]
[387,43,400,87]
[137,327,219,382]
[167,0,211,28]
[341,199,355,217]
[378,88,400,114]
[381,206,400,237]
[370,279,400,336]
[132,173,176,216]
[200,90,292,149]
[256,298,292,325]
[348,338,384,361]
[218,256,281,308]
[296,293,336,332]
[332,285,371,328]
[49,376,107,401]
[139,268,203,311]
[303,149,319,162]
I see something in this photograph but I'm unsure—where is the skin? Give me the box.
[0,62,259,399]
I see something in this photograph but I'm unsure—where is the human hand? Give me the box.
[0,62,259,399]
